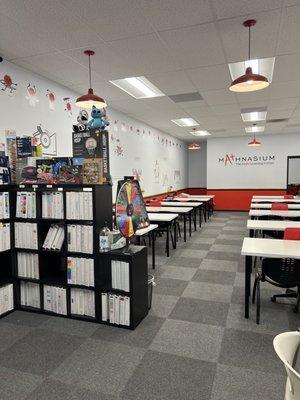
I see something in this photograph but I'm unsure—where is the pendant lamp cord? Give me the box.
[248,25,251,61]
[88,54,92,89]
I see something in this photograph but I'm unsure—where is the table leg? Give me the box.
[204,203,207,222]
[189,211,192,237]
[245,255,252,318]
[193,209,197,231]
[199,207,202,227]
[250,229,254,238]
[166,223,170,257]
[183,214,187,242]
[174,221,177,249]
[198,206,201,227]
[137,236,141,245]
[152,230,155,270]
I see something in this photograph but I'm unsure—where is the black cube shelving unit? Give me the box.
[0,183,148,330]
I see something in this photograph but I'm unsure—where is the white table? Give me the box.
[161,200,203,227]
[252,198,300,203]
[249,209,300,218]
[147,213,178,257]
[147,206,193,241]
[247,219,300,234]
[241,237,300,319]
[136,224,158,269]
[251,203,300,209]
[174,196,213,221]
[252,195,298,199]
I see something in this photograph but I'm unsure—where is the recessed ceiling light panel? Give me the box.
[241,111,267,122]
[171,118,199,127]
[245,126,265,133]
[190,130,211,136]
[109,76,165,98]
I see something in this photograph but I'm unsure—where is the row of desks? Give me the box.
[242,194,300,319]
[135,195,214,267]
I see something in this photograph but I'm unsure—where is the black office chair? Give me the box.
[252,257,300,324]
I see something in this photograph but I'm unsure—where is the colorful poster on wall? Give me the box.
[72,128,110,183]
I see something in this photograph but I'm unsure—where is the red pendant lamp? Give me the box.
[248,135,261,147]
[230,20,269,93]
[76,50,107,109]
[188,143,201,150]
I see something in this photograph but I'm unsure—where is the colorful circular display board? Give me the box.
[116,180,149,238]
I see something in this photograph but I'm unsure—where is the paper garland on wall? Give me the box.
[26,83,39,107]
[1,74,17,94]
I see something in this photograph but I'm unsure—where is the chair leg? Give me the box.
[252,277,258,304]
[294,287,300,314]
[271,292,297,303]
[256,279,260,325]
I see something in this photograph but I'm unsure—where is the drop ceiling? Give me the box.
[1,0,300,141]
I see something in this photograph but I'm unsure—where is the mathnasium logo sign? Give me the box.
[218,153,276,167]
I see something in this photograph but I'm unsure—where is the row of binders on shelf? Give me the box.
[17,252,39,279]
[20,281,40,308]
[0,223,10,252]
[111,260,130,292]
[67,225,93,254]
[16,192,36,219]
[0,192,9,219]
[43,224,65,251]
[14,190,93,220]
[71,288,95,317]
[101,293,130,326]
[0,284,14,316]
[15,223,38,249]
[67,257,94,287]
[42,192,64,219]
[44,285,67,315]
[66,191,93,220]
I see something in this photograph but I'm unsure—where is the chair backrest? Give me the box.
[284,228,300,241]
[285,195,294,199]
[272,202,288,210]
[273,332,300,400]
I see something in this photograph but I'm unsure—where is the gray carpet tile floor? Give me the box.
[0,211,298,400]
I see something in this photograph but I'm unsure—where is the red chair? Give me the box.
[252,227,300,324]
[149,201,161,207]
[284,195,294,199]
[271,203,288,210]
[284,228,300,240]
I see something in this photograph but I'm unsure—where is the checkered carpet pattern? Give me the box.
[0,212,296,400]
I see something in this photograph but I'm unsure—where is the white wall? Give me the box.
[207,134,300,189]
[188,142,207,187]
[0,60,188,196]
[288,157,300,184]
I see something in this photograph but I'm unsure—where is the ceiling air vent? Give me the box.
[168,92,203,103]
[266,118,289,123]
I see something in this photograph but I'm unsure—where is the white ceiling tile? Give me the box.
[269,81,300,99]
[211,0,283,19]
[0,14,56,60]
[0,0,104,51]
[266,108,294,119]
[108,34,181,75]
[138,0,214,31]
[217,10,282,63]
[145,71,196,95]
[235,87,271,104]
[277,5,300,54]
[210,104,241,116]
[272,54,300,82]
[158,23,226,69]
[61,0,154,41]
[186,64,232,91]
[201,89,237,105]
